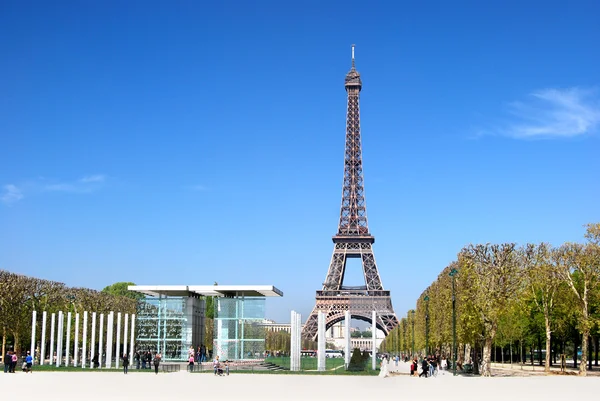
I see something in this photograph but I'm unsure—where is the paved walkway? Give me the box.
[2,367,598,401]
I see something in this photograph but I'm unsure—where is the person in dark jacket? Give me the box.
[419,358,429,377]
[122,354,129,374]
[4,351,11,373]
[153,353,161,374]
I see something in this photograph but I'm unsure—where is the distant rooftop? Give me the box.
[128,285,283,298]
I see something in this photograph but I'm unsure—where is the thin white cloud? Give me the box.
[1,174,108,204]
[44,174,107,193]
[500,87,600,139]
[45,183,77,192]
[80,174,106,183]
[1,184,24,204]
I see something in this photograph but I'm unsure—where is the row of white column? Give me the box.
[30,310,136,368]
[292,310,376,371]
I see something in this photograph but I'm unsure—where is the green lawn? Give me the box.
[264,357,378,375]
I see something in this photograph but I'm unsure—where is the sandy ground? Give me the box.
[2,366,599,401]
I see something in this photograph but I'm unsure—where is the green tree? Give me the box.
[101,282,144,301]
[459,243,523,376]
[347,347,365,371]
[523,243,562,373]
[555,223,600,376]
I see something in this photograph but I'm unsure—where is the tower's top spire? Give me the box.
[345,44,362,90]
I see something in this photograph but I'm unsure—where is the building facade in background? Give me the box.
[129,285,282,361]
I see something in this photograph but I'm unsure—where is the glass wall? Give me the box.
[136,295,204,361]
[214,297,266,360]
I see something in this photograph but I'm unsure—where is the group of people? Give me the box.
[212,355,229,376]
[133,351,162,374]
[3,351,33,373]
[409,355,446,377]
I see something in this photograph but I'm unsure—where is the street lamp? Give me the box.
[449,268,459,376]
[410,310,415,358]
[424,295,430,356]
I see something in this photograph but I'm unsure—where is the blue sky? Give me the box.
[1,0,599,323]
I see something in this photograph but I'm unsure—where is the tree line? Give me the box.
[0,270,137,359]
[379,223,600,376]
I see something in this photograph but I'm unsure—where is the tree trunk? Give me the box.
[573,334,578,369]
[13,331,20,356]
[509,341,513,368]
[1,326,6,364]
[588,336,592,371]
[530,343,534,366]
[595,336,599,367]
[481,337,492,376]
[580,329,588,376]
[519,339,523,365]
[544,314,552,373]
[538,336,543,366]
[501,345,504,365]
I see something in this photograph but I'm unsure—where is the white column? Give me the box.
[49,313,56,366]
[129,314,135,361]
[65,312,72,366]
[106,311,113,368]
[74,313,79,367]
[317,311,326,371]
[90,312,96,368]
[81,311,88,368]
[56,311,63,367]
[296,312,301,370]
[40,311,47,365]
[345,311,351,368]
[98,313,104,368]
[116,312,121,369]
[290,311,296,372]
[30,310,37,362]
[123,314,129,361]
[371,310,376,371]
[290,311,297,371]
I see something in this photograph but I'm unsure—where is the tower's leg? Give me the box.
[302,308,319,340]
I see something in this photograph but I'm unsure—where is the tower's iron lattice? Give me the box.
[302,46,399,340]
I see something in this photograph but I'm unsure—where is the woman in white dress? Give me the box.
[379,356,389,378]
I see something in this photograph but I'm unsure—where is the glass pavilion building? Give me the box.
[128,285,283,361]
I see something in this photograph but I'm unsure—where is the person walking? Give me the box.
[419,358,429,378]
[188,355,194,372]
[153,353,161,374]
[379,356,389,378]
[25,351,33,373]
[141,351,146,369]
[134,351,140,369]
[200,345,206,362]
[3,351,11,373]
[122,354,129,374]
[10,352,18,373]
[213,356,221,375]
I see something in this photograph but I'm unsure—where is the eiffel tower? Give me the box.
[302,46,399,340]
